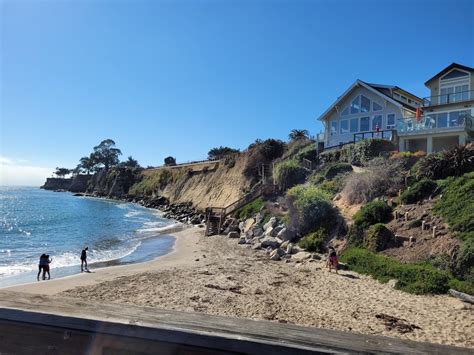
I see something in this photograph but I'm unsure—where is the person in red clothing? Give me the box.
[327,247,338,274]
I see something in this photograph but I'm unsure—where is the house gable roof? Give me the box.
[424,63,474,86]
[317,80,405,122]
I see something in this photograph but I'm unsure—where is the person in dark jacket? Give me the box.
[81,247,89,272]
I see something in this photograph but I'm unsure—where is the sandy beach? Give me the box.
[6,226,474,349]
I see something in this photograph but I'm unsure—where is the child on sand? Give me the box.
[327,247,338,274]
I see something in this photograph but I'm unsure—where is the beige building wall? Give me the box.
[324,86,405,147]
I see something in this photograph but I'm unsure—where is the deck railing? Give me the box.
[423,90,474,107]
[398,113,473,133]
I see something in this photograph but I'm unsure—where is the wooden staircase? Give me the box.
[205,182,279,236]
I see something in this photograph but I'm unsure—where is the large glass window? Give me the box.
[340,120,349,134]
[360,117,370,131]
[372,101,383,111]
[387,114,395,128]
[372,115,382,130]
[331,121,338,136]
[360,96,370,113]
[437,113,448,128]
[341,107,349,116]
[449,110,469,127]
[350,118,358,132]
[350,97,360,114]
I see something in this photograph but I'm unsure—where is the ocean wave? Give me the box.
[0,242,142,278]
[136,222,182,234]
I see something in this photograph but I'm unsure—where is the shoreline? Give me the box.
[2,226,473,348]
[4,226,201,295]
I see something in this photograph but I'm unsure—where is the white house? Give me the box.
[398,63,474,152]
[318,80,422,148]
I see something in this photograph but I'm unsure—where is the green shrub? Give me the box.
[286,185,335,235]
[296,144,318,163]
[347,224,365,247]
[235,197,264,220]
[448,279,474,296]
[455,238,474,281]
[340,248,451,294]
[399,179,437,204]
[274,159,307,190]
[324,163,353,179]
[413,143,474,180]
[258,139,286,161]
[353,201,392,229]
[319,139,396,166]
[298,229,325,252]
[434,172,474,241]
[365,223,395,252]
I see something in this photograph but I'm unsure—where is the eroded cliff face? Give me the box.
[41,175,91,192]
[86,168,142,197]
[137,155,255,210]
[41,178,73,191]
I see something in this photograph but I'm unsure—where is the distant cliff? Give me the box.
[41,175,92,192]
[86,167,142,197]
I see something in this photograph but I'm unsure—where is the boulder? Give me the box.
[277,227,296,242]
[286,242,294,255]
[280,241,290,250]
[228,231,240,239]
[270,248,286,261]
[243,218,256,233]
[252,226,264,237]
[269,249,281,261]
[252,243,262,250]
[271,225,284,237]
[263,217,278,231]
[238,221,245,232]
[292,251,312,261]
[263,227,274,237]
[290,245,304,254]
[260,237,280,249]
[255,212,264,225]
[238,237,247,245]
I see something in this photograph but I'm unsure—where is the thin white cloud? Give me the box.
[0,157,13,165]
[0,156,53,186]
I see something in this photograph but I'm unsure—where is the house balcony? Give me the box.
[397,113,473,137]
[423,90,474,108]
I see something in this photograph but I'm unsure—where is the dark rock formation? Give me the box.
[41,178,73,191]
[69,174,92,193]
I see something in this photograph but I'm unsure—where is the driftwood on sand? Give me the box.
[449,289,474,304]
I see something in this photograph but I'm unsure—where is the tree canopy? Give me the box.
[164,156,177,166]
[54,167,71,178]
[93,139,122,170]
[120,156,140,168]
[208,146,239,160]
[289,129,310,141]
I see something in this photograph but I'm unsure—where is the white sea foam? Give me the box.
[136,222,181,234]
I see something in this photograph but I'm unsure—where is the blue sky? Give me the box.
[1,0,473,185]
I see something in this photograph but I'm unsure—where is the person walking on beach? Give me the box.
[37,254,47,281]
[81,247,89,272]
[327,247,338,274]
[43,254,52,280]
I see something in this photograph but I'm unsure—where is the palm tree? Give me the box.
[288,129,309,141]
[79,154,96,174]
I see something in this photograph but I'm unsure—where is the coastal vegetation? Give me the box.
[274,159,307,190]
[340,248,451,295]
[208,146,240,160]
[399,179,437,204]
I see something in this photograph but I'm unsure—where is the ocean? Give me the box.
[0,187,179,287]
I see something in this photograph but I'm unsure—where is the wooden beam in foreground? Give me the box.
[0,291,470,355]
